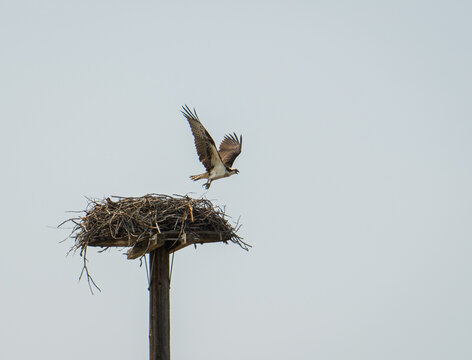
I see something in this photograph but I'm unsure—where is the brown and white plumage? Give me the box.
[181,105,242,189]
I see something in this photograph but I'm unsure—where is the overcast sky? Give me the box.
[1,1,471,359]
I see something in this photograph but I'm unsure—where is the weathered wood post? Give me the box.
[149,247,170,360]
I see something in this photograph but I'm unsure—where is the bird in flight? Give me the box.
[182,105,242,189]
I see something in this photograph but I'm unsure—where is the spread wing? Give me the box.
[218,132,242,167]
[181,105,222,172]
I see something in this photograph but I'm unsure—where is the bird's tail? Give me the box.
[190,173,208,181]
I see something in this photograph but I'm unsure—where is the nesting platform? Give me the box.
[62,193,248,360]
[64,194,248,259]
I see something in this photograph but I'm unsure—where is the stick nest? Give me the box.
[62,194,248,253]
[60,194,248,293]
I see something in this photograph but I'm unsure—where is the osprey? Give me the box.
[182,105,242,189]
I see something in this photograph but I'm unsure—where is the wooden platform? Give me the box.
[86,230,231,259]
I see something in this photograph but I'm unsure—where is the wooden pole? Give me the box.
[149,247,170,360]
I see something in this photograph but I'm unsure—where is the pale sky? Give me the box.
[1,1,471,359]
